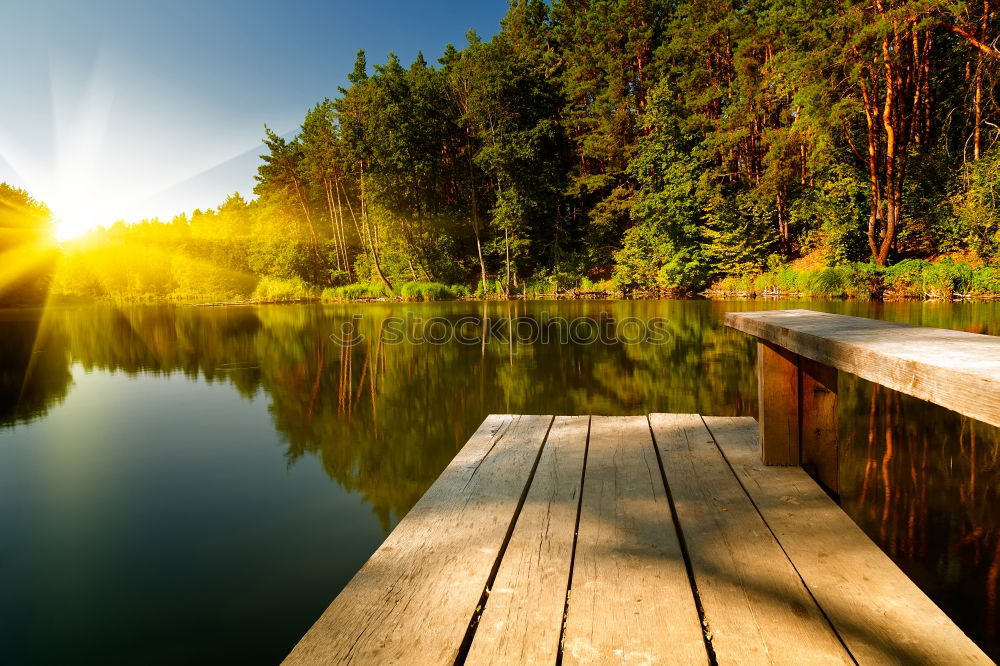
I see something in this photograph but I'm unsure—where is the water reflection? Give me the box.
[841,380,1000,654]
[0,309,72,424]
[0,301,764,525]
[1,299,999,660]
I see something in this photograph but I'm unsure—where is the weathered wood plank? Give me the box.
[465,415,589,665]
[704,415,993,665]
[725,309,1000,428]
[562,415,708,665]
[283,414,553,665]
[757,340,801,466]
[651,413,852,665]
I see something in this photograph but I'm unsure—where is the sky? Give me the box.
[0,0,506,239]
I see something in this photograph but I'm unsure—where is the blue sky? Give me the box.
[0,0,505,236]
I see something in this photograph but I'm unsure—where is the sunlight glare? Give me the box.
[1,46,253,244]
[54,213,98,241]
[50,187,112,241]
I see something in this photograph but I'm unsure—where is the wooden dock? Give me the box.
[283,413,991,665]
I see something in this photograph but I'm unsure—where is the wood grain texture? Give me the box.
[799,356,839,495]
[283,414,553,666]
[562,415,708,665]
[726,309,1000,427]
[651,413,852,665]
[465,415,589,665]
[704,415,993,665]
[757,340,801,466]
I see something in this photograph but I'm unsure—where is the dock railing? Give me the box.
[724,309,1000,495]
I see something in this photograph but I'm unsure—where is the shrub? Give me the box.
[578,277,615,293]
[951,145,1000,257]
[704,258,993,300]
[922,258,973,298]
[842,262,884,300]
[748,267,801,295]
[777,268,801,293]
[709,274,757,295]
[398,281,468,301]
[521,276,554,295]
[252,276,318,302]
[883,259,930,299]
[790,173,870,264]
[321,283,388,301]
[798,267,847,298]
[473,278,514,298]
[752,272,777,293]
[969,266,1000,297]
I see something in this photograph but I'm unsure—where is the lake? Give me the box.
[2,299,999,664]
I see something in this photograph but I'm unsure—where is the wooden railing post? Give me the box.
[756,340,839,495]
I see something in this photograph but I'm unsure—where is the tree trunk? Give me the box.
[776,188,789,254]
[504,227,511,297]
[974,1,988,159]
[467,155,488,297]
[291,176,322,282]
[879,32,898,267]
[855,13,924,267]
[332,174,353,281]
[359,161,393,294]
[323,178,342,272]
[475,234,487,297]
[859,71,885,265]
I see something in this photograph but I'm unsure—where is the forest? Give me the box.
[4,0,1000,304]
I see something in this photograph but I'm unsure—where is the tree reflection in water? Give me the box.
[841,378,1000,655]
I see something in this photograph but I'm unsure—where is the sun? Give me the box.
[54,213,99,241]
[49,187,115,241]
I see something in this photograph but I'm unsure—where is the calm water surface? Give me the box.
[1,299,999,663]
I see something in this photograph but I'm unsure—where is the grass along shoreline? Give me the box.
[706,258,1000,301]
[42,257,1000,305]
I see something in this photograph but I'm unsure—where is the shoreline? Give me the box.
[22,290,1000,308]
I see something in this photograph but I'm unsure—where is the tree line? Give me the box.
[221,0,1000,294]
[7,0,1000,303]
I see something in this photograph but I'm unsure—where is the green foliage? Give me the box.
[951,146,1000,258]
[398,281,469,301]
[842,262,884,300]
[708,257,999,300]
[922,258,974,299]
[519,268,583,295]
[701,192,776,277]
[578,276,615,293]
[883,259,930,299]
[969,267,1000,297]
[613,222,708,292]
[322,283,389,301]
[752,268,801,294]
[252,276,318,302]
[473,278,515,299]
[710,274,757,296]
[791,175,869,264]
[800,267,848,298]
[728,259,1000,301]
[614,87,709,292]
